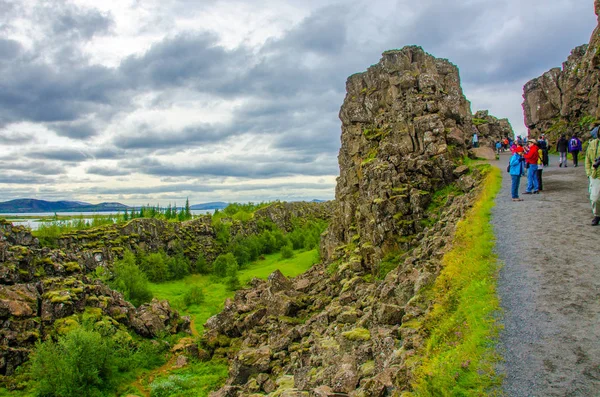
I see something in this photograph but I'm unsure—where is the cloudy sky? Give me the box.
[0,0,597,206]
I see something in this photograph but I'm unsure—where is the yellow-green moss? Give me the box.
[342,327,371,341]
[405,167,502,396]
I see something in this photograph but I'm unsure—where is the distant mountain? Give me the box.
[190,202,229,210]
[0,199,128,213]
[311,199,327,203]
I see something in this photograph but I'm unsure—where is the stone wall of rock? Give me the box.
[473,110,515,146]
[522,2,600,143]
[205,170,487,397]
[320,46,473,270]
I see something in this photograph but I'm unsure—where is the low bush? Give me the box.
[183,286,205,307]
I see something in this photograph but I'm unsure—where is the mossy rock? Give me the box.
[342,327,371,341]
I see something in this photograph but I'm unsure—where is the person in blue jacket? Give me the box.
[509,146,525,201]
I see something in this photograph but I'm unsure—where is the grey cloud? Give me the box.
[26,148,90,162]
[0,130,35,145]
[267,4,349,55]
[50,4,113,40]
[121,155,338,178]
[50,120,98,139]
[0,39,21,60]
[0,173,53,185]
[113,123,229,150]
[87,166,130,176]
[120,32,246,90]
[82,181,334,196]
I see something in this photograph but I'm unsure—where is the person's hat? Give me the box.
[527,139,536,144]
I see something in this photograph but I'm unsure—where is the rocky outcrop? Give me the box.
[522,2,600,142]
[0,201,332,375]
[472,110,515,147]
[205,46,492,396]
[320,46,473,270]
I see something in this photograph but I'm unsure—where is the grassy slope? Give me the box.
[137,249,317,396]
[149,249,318,334]
[405,166,503,396]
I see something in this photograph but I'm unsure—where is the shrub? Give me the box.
[140,251,170,282]
[194,253,210,274]
[183,286,205,307]
[212,253,237,279]
[280,243,294,259]
[111,250,153,307]
[30,327,116,396]
[168,251,190,280]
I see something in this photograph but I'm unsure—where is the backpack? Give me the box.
[570,138,578,150]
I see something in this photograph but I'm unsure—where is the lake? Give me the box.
[3,209,216,230]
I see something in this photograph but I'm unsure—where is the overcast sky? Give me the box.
[0,0,597,206]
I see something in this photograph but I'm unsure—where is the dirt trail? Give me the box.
[130,318,201,396]
[492,153,600,396]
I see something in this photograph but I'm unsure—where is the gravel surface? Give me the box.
[492,153,600,396]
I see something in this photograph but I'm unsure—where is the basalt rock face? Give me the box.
[206,47,489,396]
[0,221,190,375]
[473,110,515,146]
[522,2,600,142]
[320,46,472,270]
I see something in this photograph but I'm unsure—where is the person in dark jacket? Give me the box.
[568,134,583,167]
[556,134,569,167]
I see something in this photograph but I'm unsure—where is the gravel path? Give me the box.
[492,153,600,396]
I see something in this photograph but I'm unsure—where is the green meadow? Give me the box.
[149,248,318,334]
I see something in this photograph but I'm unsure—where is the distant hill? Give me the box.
[0,199,129,213]
[190,202,229,210]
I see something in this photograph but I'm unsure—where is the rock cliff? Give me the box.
[205,47,492,396]
[472,110,515,147]
[522,1,600,142]
[320,46,473,271]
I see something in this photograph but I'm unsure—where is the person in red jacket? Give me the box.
[523,139,540,194]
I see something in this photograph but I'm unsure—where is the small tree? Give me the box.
[194,253,210,274]
[280,242,294,259]
[111,250,153,306]
[30,327,116,396]
[213,253,237,279]
[183,286,205,307]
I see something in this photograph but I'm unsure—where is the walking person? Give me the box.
[538,134,549,166]
[523,139,540,194]
[536,145,544,191]
[585,123,600,225]
[472,131,479,148]
[556,134,569,167]
[569,133,582,167]
[509,146,525,201]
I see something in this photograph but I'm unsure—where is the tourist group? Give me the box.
[507,123,600,226]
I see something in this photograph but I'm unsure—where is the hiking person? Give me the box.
[537,134,549,166]
[509,146,525,201]
[556,134,569,167]
[536,144,544,191]
[523,139,540,194]
[569,133,582,167]
[495,141,502,155]
[472,131,479,148]
[585,123,600,225]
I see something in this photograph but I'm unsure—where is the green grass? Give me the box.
[148,360,229,397]
[405,167,502,396]
[149,249,318,334]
